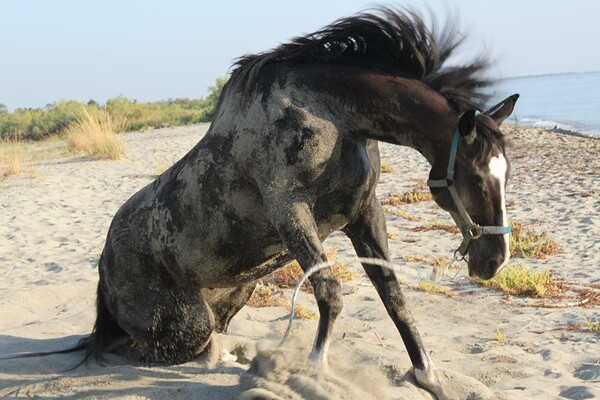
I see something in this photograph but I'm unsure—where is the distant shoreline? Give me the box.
[504,70,600,81]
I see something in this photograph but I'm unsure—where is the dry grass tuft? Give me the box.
[402,255,425,263]
[380,161,394,173]
[0,143,23,177]
[583,316,600,333]
[382,206,422,222]
[476,264,558,297]
[510,221,562,259]
[430,256,449,267]
[382,189,432,206]
[496,328,506,343]
[287,303,319,320]
[412,221,459,234]
[265,247,356,293]
[417,280,453,296]
[247,283,283,307]
[247,282,318,319]
[65,108,128,159]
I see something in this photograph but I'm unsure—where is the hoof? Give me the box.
[413,367,497,400]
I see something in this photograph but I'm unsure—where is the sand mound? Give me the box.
[238,339,391,400]
[238,339,498,400]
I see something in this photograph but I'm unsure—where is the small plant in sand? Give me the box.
[412,221,459,234]
[495,328,506,343]
[583,316,600,333]
[380,161,394,173]
[65,107,128,160]
[387,232,398,240]
[509,221,562,259]
[476,264,558,297]
[247,282,317,319]
[382,189,432,206]
[265,247,356,293]
[247,282,283,307]
[287,303,319,320]
[0,142,23,177]
[417,280,453,296]
[430,256,449,267]
[382,207,422,222]
[402,255,425,263]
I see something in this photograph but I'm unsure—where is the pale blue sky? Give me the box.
[1,0,598,110]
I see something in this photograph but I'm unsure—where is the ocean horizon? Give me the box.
[491,71,600,137]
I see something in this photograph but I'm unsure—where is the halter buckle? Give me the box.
[466,225,482,240]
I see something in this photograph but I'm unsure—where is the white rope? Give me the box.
[280,256,436,344]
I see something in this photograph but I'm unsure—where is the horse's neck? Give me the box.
[335,72,457,166]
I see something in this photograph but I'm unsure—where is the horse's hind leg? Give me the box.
[101,265,216,364]
[201,281,258,332]
[266,200,343,366]
[344,199,441,392]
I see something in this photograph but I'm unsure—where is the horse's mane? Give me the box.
[229,7,492,111]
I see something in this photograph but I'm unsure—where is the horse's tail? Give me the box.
[0,282,129,370]
[80,282,129,366]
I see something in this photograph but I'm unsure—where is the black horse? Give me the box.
[84,8,516,399]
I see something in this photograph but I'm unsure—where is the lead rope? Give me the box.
[280,256,444,343]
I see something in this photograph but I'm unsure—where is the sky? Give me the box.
[1,0,599,111]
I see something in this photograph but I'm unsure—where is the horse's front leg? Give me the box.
[267,200,343,367]
[344,198,444,397]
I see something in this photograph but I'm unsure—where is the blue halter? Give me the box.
[427,130,511,259]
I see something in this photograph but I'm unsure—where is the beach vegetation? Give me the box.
[382,189,432,206]
[417,280,453,296]
[430,256,449,267]
[0,77,228,141]
[264,247,355,293]
[0,141,24,177]
[495,328,506,343]
[402,255,425,263]
[247,282,318,320]
[287,303,319,320]
[475,264,558,297]
[510,221,562,259]
[247,283,283,307]
[583,316,600,333]
[412,221,459,234]
[382,206,422,222]
[64,107,127,160]
[380,161,394,173]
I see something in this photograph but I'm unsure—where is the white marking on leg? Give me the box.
[414,352,444,395]
[489,154,510,270]
[308,335,330,369]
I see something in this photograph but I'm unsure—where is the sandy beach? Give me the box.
[0,123,598,399]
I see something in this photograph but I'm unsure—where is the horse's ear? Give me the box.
[485,94,519,125]
[458,109,476,140]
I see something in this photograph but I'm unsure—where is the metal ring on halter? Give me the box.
[453,248,467,262]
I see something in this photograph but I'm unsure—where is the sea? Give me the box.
[490,71,600,137]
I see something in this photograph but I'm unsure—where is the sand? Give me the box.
[0,123,599,399]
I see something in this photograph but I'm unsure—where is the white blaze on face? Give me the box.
[489,154,510,270]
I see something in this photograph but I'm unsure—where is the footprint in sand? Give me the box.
[573,363,600,381]
[44,262,62,273]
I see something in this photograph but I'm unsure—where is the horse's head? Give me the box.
[429,94,519,280]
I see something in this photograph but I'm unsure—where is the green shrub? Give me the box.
[0,76,228,140]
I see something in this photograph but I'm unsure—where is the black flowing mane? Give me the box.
[230,7,492,111]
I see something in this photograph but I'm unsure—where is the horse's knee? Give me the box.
[313,273,343,319]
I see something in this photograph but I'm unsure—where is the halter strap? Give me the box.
[427,130,511,258]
